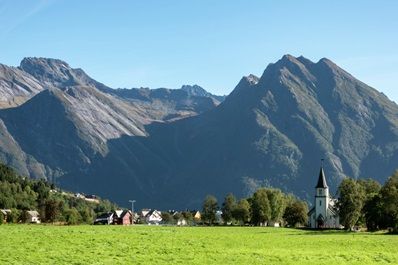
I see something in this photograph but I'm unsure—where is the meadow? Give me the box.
[0,225,397,265]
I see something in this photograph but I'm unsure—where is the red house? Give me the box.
[113,210,133,225]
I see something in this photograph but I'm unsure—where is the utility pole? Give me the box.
[128,200,136,213]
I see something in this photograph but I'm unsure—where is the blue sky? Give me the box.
[0,0,397,100]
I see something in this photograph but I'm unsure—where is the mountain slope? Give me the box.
[0,63,44,108]
[59,55,398,209]
[1,55,397,210]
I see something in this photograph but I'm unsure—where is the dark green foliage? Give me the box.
[338,178,365,230]
[161,212,173,224]
[0,163,118,225]
[251,188,271,225]
[379,172,398,232]
[6,208,20,223]
[232,199,251,225]
[202,195,218,225]
[265,189,285,223]
[0,211,4,225]
[181,211,193,225]
[65,208,80,225]
[283,200,308,227]
[221,193,236,225]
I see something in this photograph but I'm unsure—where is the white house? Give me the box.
[145,210,162,225]
[308,166,339,229]
[27,210,40,223]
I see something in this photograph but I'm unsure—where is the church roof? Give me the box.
[315,167,328,188]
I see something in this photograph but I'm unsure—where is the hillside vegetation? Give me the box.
[0,163,116,224]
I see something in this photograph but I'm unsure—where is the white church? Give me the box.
[307,166,340,229]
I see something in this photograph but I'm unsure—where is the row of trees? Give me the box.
[0,163,117,225]
[202,188,308,227]
[338,172,398,232]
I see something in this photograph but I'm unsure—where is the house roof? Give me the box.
[316,167,328,188]
[27,211,39,217]
[120,210,132,218]
[0,209,11,215]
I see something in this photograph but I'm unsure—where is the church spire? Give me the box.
[315,159,328,188]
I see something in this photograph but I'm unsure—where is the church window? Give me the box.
[319,200,322,206]
[318,189,322,196]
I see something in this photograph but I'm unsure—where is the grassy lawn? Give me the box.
[0,225,397,264]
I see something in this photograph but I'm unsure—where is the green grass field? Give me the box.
[0,225,397,265]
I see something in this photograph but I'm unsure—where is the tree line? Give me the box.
[202,187,308,227]
[337,171,398,233]
[0,163,117,225]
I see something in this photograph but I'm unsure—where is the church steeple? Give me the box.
[315,167,328,188]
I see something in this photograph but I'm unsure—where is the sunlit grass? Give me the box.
[0,225,396,264]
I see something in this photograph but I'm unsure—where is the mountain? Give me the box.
[0,55,397,210]
[0,57,223,183]
[0,63,44,108]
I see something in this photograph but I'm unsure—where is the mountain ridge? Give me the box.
[0,55,397,209]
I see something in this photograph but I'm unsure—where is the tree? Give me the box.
[44,199,61,223]
[182,211,193,225]
[379,172,398,232]
[337,178,365,230]
[161,212,173,224]
[202,195,218,225]
[363,194,384,231]
[283,200,308,227]
[6,208,20,223]
[251,188,271,226]
[232,199,250,225]
[66,208,80,225]
[221,193,236,225]
[265,188,286,223]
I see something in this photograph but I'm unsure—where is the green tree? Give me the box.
[265,188,286,223]
[379,172,398,232]
[283,200,308,227]
[232,199,251,225]
[66,208,80,225]
[182,211,193,225]
[251,188,271,226]
[363,194,384,231]
[161,212,173,224]
[44,199,61,223]
[202,195,218,225]
[6,208,20,223]
[221,193,236,225]
[338,178,365,230]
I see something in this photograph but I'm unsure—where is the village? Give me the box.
[0,165,340,229]
[1,164,397,233]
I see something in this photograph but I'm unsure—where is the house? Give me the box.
[268,221,280,227]
[190,210,201,222]
[84,194,100,204]
[140,209,151,219]
[94,212,114,225]
[307,166,340,229]
[113,210,133,225]
[215,210,223,224]
[27,210,40,223]
[144,210,162,225]
[0,209,11,223]
[177,218,187,226]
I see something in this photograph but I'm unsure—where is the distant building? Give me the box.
[144,210,162,225]
[94,212,114,225]
[27,210,40,223]
[0,209,11,223]
[190,210,201,222]
[307,166,340,229]
[113,210,133,225]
